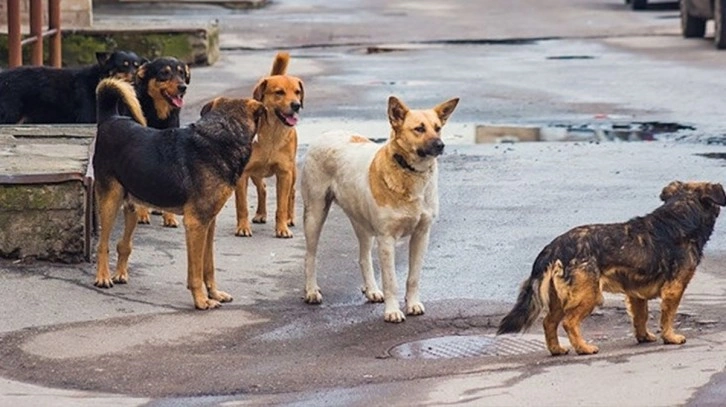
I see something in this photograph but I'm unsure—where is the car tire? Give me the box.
[680,0,707,38]
[715,0,726,49]
[631,0,647,10]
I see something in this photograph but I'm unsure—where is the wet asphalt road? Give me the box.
[4,0,726,405]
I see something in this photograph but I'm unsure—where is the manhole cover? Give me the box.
[388,334,549,359]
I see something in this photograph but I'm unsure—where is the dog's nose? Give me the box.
[431,138,445,155]
[291,101,301,112]
[178,84,187,94]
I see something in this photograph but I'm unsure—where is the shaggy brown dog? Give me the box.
[92,78,264,310]
[234,51,303,238]
[498,181,725,355]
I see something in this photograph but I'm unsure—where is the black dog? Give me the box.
[127,56,191,226]
[93,78,265,310]
[0,50,146,124]
[498,181,725,356]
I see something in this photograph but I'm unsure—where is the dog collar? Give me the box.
[393,153,420,173]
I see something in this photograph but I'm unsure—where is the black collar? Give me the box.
[393,153,419,173]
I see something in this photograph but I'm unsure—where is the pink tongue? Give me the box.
[284,115,298,126]
[171,96,184,108]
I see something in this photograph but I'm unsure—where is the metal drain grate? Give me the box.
[388,334,548,359]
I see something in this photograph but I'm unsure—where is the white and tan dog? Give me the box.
[301,96,459,322]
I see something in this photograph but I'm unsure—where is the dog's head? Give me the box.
[252,74,304,127]
[387,96,459,165]
[136,57,191,117]
[96,50,148,82]
[660,181,726,208]
[200,97,267,137]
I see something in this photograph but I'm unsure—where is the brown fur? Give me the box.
[497,181,726,355]
[234,51,304,238]
[92,79,263,309]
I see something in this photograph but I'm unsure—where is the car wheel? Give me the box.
[631,0,647,10]
[715,0,726,49]
[680,0,707,38]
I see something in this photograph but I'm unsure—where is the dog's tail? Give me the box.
[270,51,290,76]
[96,78,146,126]
[497,256,561,335]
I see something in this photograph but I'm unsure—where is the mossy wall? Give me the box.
[0,25,219,67]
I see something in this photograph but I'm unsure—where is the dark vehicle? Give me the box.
[680,0,726,48]
[625,0,649,10]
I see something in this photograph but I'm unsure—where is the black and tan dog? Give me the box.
[234,51,303,238]
[130,57,191,227]
[498,181,725,355]
[0,50,145,124]
[92,78,264,310]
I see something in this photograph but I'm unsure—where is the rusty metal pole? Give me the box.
[49,0,62,67]
[7,0,22,67]
[29,0,43,65]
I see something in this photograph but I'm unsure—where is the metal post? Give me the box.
[29,0,43,66]
[49,0,62,67]
[8,0,22,67]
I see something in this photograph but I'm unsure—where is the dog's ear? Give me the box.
[298,79,305,109]
[704,183,726,206]
[136,63,147,83]
[434,98,460,126]
[252,101,267,128]
[660,181,684,202]
[253,79,267,102]
[96,51,111,66]
[201,98,219,117]
[183,64,191,85]
[388,96,409,130]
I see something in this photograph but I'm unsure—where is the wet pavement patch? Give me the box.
[388,334,546,359]
[546,55,595,60]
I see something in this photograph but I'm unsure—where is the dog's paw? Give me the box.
[548,346,570,356]
[252,214,267,224]
[406,302,425,316]
[276,226,293,238]
[384,309,406,323]
[574,343,599,355]
[235,226,253,237]
[137,214,151,224]
[636,331,658,343]
[209,290,233,303]
[94,276,114,289]
[304,289,323,304]
[663,333,686,345]
[162,213,178,228]
[194,298,222,310]
[111,273,128,284]
[363,288,384,303]
[287,219,295,227]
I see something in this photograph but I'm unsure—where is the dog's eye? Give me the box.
[158,71,171,80]
[123,61,129,66]
[275,90,285,96]
[295,89,301,96]
[414,124,426,133]
[434,125,441,133]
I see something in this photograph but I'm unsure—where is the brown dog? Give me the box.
[234,51,303,238]
[92,78,263,309]
[497,181,725,355]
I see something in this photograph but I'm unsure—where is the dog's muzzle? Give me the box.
[417,138,445,157]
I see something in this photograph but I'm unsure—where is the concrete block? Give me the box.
[475,124,541,143]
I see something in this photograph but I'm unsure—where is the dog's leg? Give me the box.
[303,194,332,304]
[112,204,139,284]
[625,296,657,343]
[287,166,296,227]
[659,270,694,344]
[377,235,404,323]
[184,215,219,310]
[543,287,569,356]
[351,221,383,302]
[136,205,151,224]
[94,183,124,288]
[202,218,233,303]
[560,266,600,354]
[275,170,294,238]
[251,176,267,224]
[235,174,253,237]
[162,212,179,228]
[405,221,432,316]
